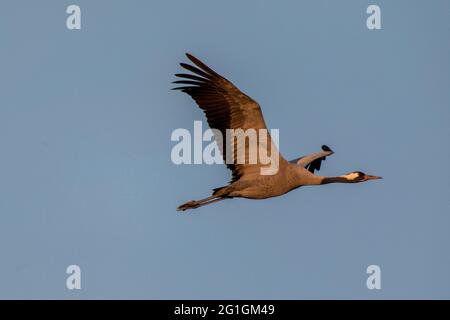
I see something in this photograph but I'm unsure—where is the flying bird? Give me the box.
[173,53,381,211]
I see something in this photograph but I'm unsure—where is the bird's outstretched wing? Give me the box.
[291,145,334,174]
[173,53,287,182]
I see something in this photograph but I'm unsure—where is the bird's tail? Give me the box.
[177,186,231,212]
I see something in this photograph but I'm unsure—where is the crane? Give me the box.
[173,54,381,211]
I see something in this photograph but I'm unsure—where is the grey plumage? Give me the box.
[290,145,334,173]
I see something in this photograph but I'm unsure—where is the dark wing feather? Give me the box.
[291,145,334,174]
[173,53,286,182]
[306,158,324,173]
[305,145,334,173]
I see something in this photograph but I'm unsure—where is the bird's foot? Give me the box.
[177,200,200,212]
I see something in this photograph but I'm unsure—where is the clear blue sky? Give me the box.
[0,0,449,299]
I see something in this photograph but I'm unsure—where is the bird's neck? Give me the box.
[320,176,353,184]
[292,167,354,186]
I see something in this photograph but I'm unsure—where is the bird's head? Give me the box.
[342,171,382,183]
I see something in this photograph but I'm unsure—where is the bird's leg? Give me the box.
[177,196,225,211]
[197,197,225,207]
[191,195,216,206]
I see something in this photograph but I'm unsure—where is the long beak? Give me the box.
[366,175,382,180]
